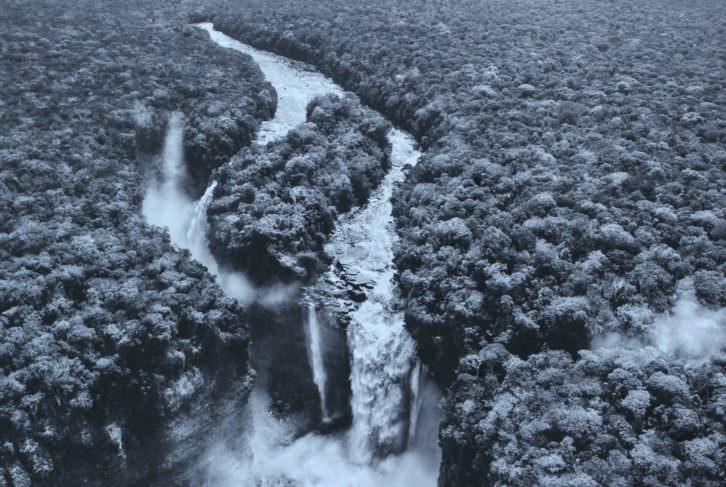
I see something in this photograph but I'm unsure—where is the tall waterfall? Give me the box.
[408,360,423,444]
[161,112,184,183]
[142,111,194,246]
[305,303,330,422]
[325,130,422,463]
[348,306,417,462]
[142,111,257,306]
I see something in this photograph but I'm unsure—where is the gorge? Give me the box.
[142,23,442,486]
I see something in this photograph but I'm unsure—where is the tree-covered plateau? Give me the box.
[196,0,725,484]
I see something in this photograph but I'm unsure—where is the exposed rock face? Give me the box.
[207,93,391,285]
[0,1,275,485]
[244,301,350,432]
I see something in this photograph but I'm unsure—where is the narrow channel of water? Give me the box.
[142,22,441,487]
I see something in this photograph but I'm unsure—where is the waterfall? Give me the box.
[348,305,418,463]
[186,180,218,271]
[306,303,329,421]
[318,129,423,464]
[162,112,184,183]
[408,360,423,444]
[142,111,194,246]
[190,23,441,486]
[305,303,330,423]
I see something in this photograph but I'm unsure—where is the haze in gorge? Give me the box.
[1,1,724,486]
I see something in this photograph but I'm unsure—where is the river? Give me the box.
[142,22,441,487]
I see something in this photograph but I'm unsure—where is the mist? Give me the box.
[594,280,726,362]
[200,382,442,487]
[649,288,726,359]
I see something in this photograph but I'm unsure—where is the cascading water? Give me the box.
[142,111,194,246]
[142,111,216,270]
[143,113,258,306]
[408,360,423,445]
[305,302,330,422]
[142,22,441,487]
[186,180,218,270]
[316,129,424,463]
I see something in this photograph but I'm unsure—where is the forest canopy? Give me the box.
[207,93,391,284]
[0,1,275,484]
[196,0,725,483]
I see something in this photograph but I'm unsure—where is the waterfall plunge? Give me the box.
[408,360,423,445]
[186,180,218,271]
[348,305,418,463]
[142,110,206,260]
[305,303,330,423]
[304,128,428,464]
[142,111,193,245]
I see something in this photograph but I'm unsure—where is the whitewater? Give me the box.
[142,22,441,487]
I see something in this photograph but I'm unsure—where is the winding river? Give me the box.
[143,23,440,487]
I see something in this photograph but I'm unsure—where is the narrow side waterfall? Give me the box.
[186,180,218,271]
[305,302,330,422]
[143,111,216,267]
[408,360,423,444]
[162,111,185,181]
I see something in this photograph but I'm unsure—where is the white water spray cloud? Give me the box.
[649,291,725,359]
[201,386,442,487]
[594,280,726,362]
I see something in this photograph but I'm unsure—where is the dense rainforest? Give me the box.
[0,1,277,484]
[194,0,726,484]
[1,0,725,485]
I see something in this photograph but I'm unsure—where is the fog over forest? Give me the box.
[1,1,724,486]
